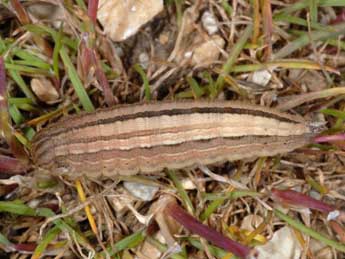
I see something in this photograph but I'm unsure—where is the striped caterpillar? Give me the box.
[31,100,319,177]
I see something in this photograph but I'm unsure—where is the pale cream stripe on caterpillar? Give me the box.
[31,100,319,177]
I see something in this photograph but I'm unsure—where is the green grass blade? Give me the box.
[214,24,252,97]
[13,48,51,70]
[168,170,195,214]
[8,97,34,105]
[188,238,236,259]
[12,103,39,113]
[24,24,78,51]
[105,230,146,256]
[274,14,329,31]
[5,63,50,75]
[200,198,225,221]
[0,202,92,251]
[274,22,345,59]
[222,0,233,17]
[0,232,12,247]
[321,108,345,120]
[309,0,318,23]
[23,127,35,141]
[8,69,37,103]
[201,71,217,97]
[275,209,345,253]
[174,0,183,27]
[9,104,24,125]
[53,27,63,78]
[133,64,151,101]
[319,0,345,6]
[275,0,345,18]
[201,190,260,221]
[32,226,61,259]
[187,76,204,98]
[203,190,260,201]
[59,46,94,112]
[146,236,187,259]
[36,208,91,248]
[75,0,87,10]
[0,200,36,216]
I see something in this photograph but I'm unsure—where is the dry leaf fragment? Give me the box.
[30,78,59,104]
[191,35,225,66]
[241,215,264,231]
[256,227,302,259]
[97,0,164,42]
[26,2,64,29]
[26,2,61,20]
[138,238,162,259]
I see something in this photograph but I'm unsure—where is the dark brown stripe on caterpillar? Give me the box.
[31,100,317,177]
[33,105,301,144]
[36,135,312,176]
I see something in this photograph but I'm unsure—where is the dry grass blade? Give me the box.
[0,56,11,143]
[262,0,273,60]
[75,179,98,236]
[274,22,345,59]
[277,87,345,110]
[251,0,260,45]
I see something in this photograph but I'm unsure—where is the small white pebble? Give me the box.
[139,52,150,69]
[309,190,321,200]
[123,181,159,201]
[115,46,124,57]
[184,51,193,58]
[181,178,196,190]
[252,70,272,86]
[27,199,40,208]
[327,210,340,221]
[201,11,218,35]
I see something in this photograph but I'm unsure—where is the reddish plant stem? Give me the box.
[79,38,93,78]
[10,0,30,24]
[81,0,116,107]
[13,243,37,252]
[271,188,335,213]
[79,37,115,106]
[314,133,345,143]
[0,57,5,100]
[91,50,115,106]
[88,0,99,24]
[330,9,345,24]
[329,220,345,243]
[165,202,253,259]
[0,154,28,174]
[0,183,18,197]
